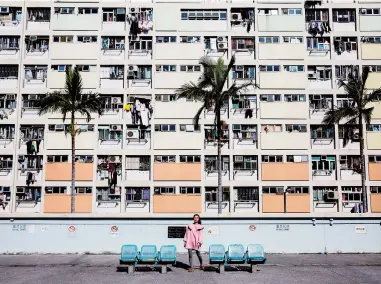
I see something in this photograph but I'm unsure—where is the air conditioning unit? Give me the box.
[109,125,122,131]
[234,156,243,162]
[112,97,122,104]
[267,95,274,102]
[128,65,138,72]
[231,13,242,21]
[0,7,9,14]
[236,65,244,71]
[352,133,360,140]
[217,42,228,50]
[126,129,139,139]
[326,191,339,201]
[129,7,136,13]
[108,156,121,163]
[308,73,317,79]
[276,187,284,195]
[28,94,38,100]
[55,124,64,131]
[217,36,227,43]
[161,95,170,102]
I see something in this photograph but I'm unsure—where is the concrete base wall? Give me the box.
[2,218,381,254]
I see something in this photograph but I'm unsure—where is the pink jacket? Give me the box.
[183,223,204,250]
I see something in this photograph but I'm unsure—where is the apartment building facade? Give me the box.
[0,0,380,217]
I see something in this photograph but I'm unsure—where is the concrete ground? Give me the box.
[0,254,380,284]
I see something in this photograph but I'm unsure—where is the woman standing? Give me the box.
[183,214,204,272]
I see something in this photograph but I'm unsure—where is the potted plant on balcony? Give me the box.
[37,66,103,213]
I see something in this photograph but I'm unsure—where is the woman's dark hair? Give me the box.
[193,214,202,225]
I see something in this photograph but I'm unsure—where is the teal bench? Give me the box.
[209,244,266,273]
[119,245,176,274]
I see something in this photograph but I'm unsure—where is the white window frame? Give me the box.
[258,36,279,44]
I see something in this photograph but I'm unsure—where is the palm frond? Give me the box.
[362,106,374,125]
[193,105,206,127]
[364,88,381,104]
[323,107,358,125]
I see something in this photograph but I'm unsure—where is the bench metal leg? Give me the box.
[250,264,254,273]
[127,265,135,274]
[219,264,225,274]
[161,265,167,274]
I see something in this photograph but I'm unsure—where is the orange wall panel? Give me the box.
[75,195,92,213]
[44,195,71,213]
[370,194,381,213]
[153,163,201,181]
[369,163,381,181]
[261,163,309,181]
[286,194,310,213]
[262,195,284,213]
[153,195,202,213]
[45,163,94,181]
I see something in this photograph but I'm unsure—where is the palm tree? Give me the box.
[176,56,256,214]
[37,66,104,213]
[323,66,381,213]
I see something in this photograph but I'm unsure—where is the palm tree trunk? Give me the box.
[358,115,367,213]
[70,114,76,213]
[216,110,223,215]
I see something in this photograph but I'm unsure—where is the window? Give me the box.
[180,187,201,194]
[370,186,381,194]
[154,124,176,132]
[0,126,15,140]
[205,187,230,202]
[260,94,281,102]
[179,124,200,132]
[233,156,257,170]
[16,187,41,202]
[102,8,126,22]
[77,65,96,72]
[284,65,304,72]
[258,9,278,15]
[156,65,176,72]
[126,187,150,201]
[19,156,43,171]
[96,187,121,201]
[232,125,257,141]
[235,187,259,201]
[334,37,357,52]
[261,124,282,132]
[232,66,255,79]
[129,36,152,51]
[19,126,44,140]
[262,187,283,194]
[45,187,67,194]
[340,156,361,171]
[310,126,334,139]
[306,37,330,51]
[258,36,279,44]
[75,187,92,194]
[156,36,176,43]
[0,156,12,170]
[0,65,18,78]
[313,187,338,201]
[360,8,380,15]
[51,65,71,72]
[342,186,362,203]
[179,65,201,72]
[286,124,307,132]
[78,8,98,14]
[28,8,51,21]
[0,37,20,50]
[367,124,381,132]
[262,155,283,163]
[154,187,175,194]
[259,65,280,72]
[78,36,97,43]
[287,187,309,194]
[180,36,200,43]
[205,156,230,172]
[98,126,122,141]
[181,9,227,21]
[366,65,381,73]
[155,95,177,102]
[179,155,201,163]
[336,95,353,108]
[305,9,329,21]
[75,155,94,163]
[284,94,305,102]
[332,9,355,22]
[282,8,302,15]
[125,156,150,171]
[53,36,73,43]
[335,65,359,81]
[283,36,303,43]
[55,7,74,14]
[369,156,381,163]
[362,36,381,44]
[47,155,68,163]
[154,155,176,163]
[312,156,336,172]
[232,38,255,51]
[338,125,359,139]
[286,155,309,163]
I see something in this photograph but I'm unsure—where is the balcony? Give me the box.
[98,125,123,149]
[51,7,99,31]
[261,124,309,150]
[310,125,335,150]
[0,94,16,120]
[205,156,230,182]
[101,37,125,61]
[125,95,152,126]
[15,187,41,213]
[259,37,304,60]
[204,101,228,121]
[125,187,150,213]
[19,125,44,153]
[232,65,256,92]
[96,186,121,213]
[0,125,15,150]
[232,124,258,150]
[155,96,202,119]
[309,94,333,121]
[0,156,13,181]
[204,125,229,150]
[367,125,381,149]
[21,94,44,120]
[0,36,20,59]
[0,65,18,89]
[335,65,359,89]
[155,36,201,60]
[260,95,308,119]
[100,66,124,89]
[312,156,337,181]
[261,161,309,181]
[231,95,257,120]
[45,162,93,181]
[100,96,123,120]
[342,186,363,213]
[25,36,49,60]
[0,7,22,32]
[50,36,98,60]
[307,66,332,89]
[233,156,258,181]
[306,37,331,60]
[332,37,358,61]
[129,36,153,60]
[232,37,255,62]
[154,129,202,150]
[17,155,43,183]
[233,187,259,213]
[0,186,11,213]
[48,65,71,89]
[127,7,153,37]
[230,8,254,34]
[153,194,201,214]
[125,156,150,181]
[360,38,381,60]
[305,9,331,36]
[204,36,228,60]
[127,65,152,89]
[45,124,96,150]
[338,126,359,150]
[154,162,201,181]
[359,9,381,32]
[259,65,305,89]
[332,9,356,32]
[205,187,230,213]
[313,187,339,213]
[125,126,151,150]
[179,9,226,32]
[23,66,47,89]
[339,156,362,181]
[96,156,122,188]
[102,8,126,32]
[155,64,201,89]
[258,8,304,32]
[26,8,50,31]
